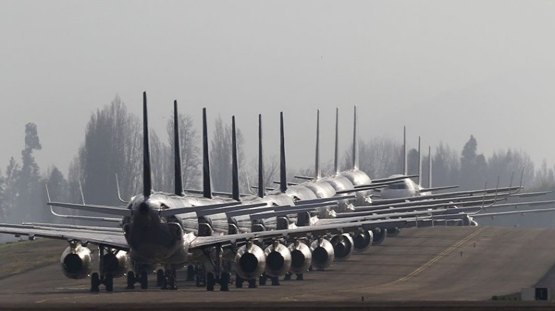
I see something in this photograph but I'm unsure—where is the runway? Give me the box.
[2,226,555,310]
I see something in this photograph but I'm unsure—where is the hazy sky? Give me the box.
[1,1,555,177]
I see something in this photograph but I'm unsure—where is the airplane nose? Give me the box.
[138,202,150,215]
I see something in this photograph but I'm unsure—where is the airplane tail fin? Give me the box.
[173,100,184,196]
[202,108,213,199]
[334,108,339,175]
[352,106,359,170]
[315,109,321,179]
[258,114,265,198]
[231,116,240,201]
[142,92,152,197]
[428,145,432,188]
[402,126,407,176]
[280,112,287,193]
[417,136,422,187]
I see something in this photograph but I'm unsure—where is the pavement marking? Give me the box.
[391,227,485,284]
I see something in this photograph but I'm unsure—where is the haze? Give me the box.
[1,0,554,175]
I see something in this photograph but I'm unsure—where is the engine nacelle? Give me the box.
[101,250,130,278]
[288,240,312,274]
[264,241,291,277]
[310,238,334,270]
[60,243,92,279]
[234,242,266,280]
[372,227,387,245]
[331,233,354,260]
[352,230,373,251]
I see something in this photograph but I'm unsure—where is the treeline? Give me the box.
[0,96,554,222]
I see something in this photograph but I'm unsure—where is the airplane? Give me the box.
[0,92,418,293]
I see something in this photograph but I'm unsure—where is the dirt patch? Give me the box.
[0,239,66,279]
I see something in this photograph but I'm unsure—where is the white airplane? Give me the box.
[0,93,415,293]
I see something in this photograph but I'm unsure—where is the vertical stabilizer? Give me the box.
[143,92,152,197]
[173,100,183,196]
[280,112,287,193]
[315,109,321,179]
[231,116,240,201]
[402,126,407,175]
[352,106,359,170]
[202,108,212,199]
[258,114,264,198]
[334,108,339,175]
[417,136,422,187]
[428,145,432,188]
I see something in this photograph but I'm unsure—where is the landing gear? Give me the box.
[235,274,243,288]
[156,269,164,287]
[186,265,195,281]
[160,268,177,290]
[126,271,135,289]
[139,271,148,289]
[90,272,113,292]
[284,272,292,281]
[248,278,257,288]
[195,265,206,287]
[296,273,304,281]
[91,246,116,292]
[271,276,280,286]
[204,245,232,291]
[220,272,230,292]
[206,272,215,291]
[259,274,267,286]
[91,272,100,292]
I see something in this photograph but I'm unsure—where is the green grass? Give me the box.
[0,238,66,279]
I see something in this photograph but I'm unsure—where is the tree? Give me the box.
[487,149,535,188]
[3,157,20,220]
[433,142,460,187]
[209,116,245,193]
[44,166,69,222]
[459,135,487,189]
[356,137,402,178]
[166,112,200,191]
[12,123,45,221]
[77,96,142,204]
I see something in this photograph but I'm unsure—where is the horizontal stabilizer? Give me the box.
[358,174,419,186]
[419,185,459,193]
[158,201,243,217]
[295,195,355,205]
[48,202,131,217]
[473,207,555,218]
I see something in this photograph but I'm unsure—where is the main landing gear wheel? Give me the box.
[235,274,243,288]
[140,271,148,289]
[91,272,100,292]
[206,272,215,291]
[105,273,114,292]
[248,279,257,288]
[220,272,230,292]
[156,269,164,287]
[126,271,135,289]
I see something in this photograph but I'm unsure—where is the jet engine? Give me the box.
[234,241,266,280]
[60,242,92,279]
[310,238,334,270]
[288,240,312,274]
[264,241,291,277]
[352,229,373,251]
[331,233,354,260]
[372,227,387,245]
[101,250,130,278]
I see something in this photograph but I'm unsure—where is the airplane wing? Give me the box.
[0,223,128,250]
[189,218,406,249]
